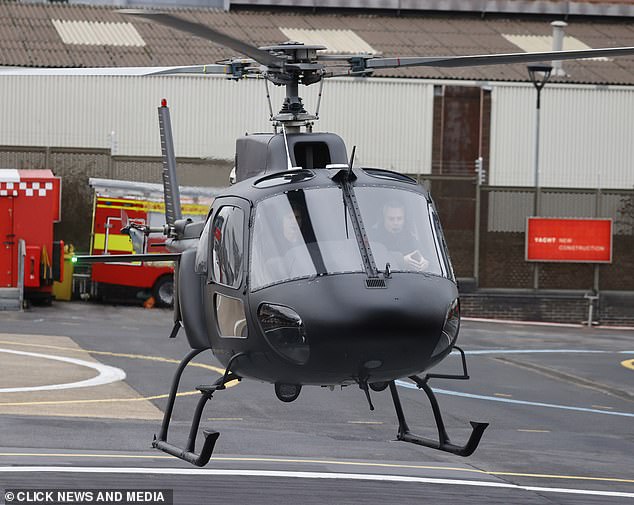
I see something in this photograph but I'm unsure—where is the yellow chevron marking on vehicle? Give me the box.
[97,200,207,215]
[93,233,134,253]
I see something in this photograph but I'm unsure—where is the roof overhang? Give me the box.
[230,0,634,18]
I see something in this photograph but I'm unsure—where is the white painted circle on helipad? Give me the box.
[0,348,126,393]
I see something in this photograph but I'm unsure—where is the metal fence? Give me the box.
[3,144,633,291]
[419,174,634,291]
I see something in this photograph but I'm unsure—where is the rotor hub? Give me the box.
[260,42,327,64]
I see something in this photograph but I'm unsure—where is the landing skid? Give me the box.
[388,346,489,457]
[152,349,244,467]
[153,347,487,466]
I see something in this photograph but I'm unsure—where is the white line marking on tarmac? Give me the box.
[422,348,634,417]
[461,349,608,355]
[462,317,634,331]
[395,380,634,418]
[0,466,632,499]
[0,349,126,393]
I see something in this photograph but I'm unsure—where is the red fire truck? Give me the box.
[0,169,63,307]
[88,178,214,306]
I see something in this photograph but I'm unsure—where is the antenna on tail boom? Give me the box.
[158,98,182,225]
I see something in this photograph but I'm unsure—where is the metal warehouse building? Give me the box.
[1,0,633,322]
[0,74,633,188]
[1,2,634,188]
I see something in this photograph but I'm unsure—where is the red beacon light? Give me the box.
[161,98,167,107]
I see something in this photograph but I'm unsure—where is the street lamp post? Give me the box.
[527,63,552,289]
[527,63,552,216]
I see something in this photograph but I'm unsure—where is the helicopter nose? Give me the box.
[249,273,459,383]
[330,276,457,377]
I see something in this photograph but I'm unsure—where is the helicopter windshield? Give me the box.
[354,187,445,277]
[250,188,364,290]
[250,186,446,290]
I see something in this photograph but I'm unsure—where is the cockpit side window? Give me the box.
[195,217,212,275]
[211,206,244,289]
[431,209,455,281]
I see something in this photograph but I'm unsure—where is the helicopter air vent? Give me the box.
[365,278,387,289]
[253,169,314,188]
[362,169,417,184]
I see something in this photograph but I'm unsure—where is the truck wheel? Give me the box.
[153,275,174,307]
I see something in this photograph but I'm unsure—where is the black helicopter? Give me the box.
[67,11,634,467]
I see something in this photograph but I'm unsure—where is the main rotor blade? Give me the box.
[147,64,236,76]
[0,65,230,76]
[367,46,634,70]
[120,10,284,68]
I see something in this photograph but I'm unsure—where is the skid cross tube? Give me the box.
[389,378,488,457]
[152,350,244,467]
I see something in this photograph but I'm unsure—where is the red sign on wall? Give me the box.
[526,218,612,263]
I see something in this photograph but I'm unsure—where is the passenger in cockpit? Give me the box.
[374,200,429,272]
[281,206,303,245]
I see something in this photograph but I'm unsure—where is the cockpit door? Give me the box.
[205,197,250,340]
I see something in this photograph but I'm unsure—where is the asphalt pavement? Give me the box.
[0,302,632,504]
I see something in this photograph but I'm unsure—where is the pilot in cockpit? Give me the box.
[281,206,303,246]
[372,200,429,272]
[255,204,306,285]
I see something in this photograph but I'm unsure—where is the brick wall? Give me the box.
[460,290,634,326]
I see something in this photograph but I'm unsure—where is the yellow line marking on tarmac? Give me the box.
[494,393,513,398]
[486,470,634,484]
[2,338,632,485]
[0,339,226,375]
[0,453,633,485]
[517,429,550,433]
[0,391,199,407]
[591,405,614,410]
[0,339,238,407]
[0,453,172,459]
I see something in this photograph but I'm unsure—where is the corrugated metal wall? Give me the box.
[310,78,434,173]
[0,75,434,174]
[3,73,633,186]
[486,187,633,234]
[490,83,634,189]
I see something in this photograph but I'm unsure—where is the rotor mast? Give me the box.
[262,42,325,134]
